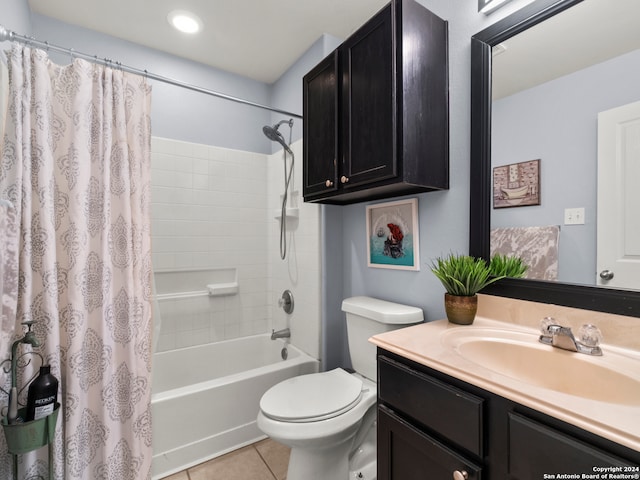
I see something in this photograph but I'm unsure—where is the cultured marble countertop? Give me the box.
[369,316,640,453]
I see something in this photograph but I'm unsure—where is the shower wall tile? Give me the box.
[151,137,271,351]
[151,137,321,361]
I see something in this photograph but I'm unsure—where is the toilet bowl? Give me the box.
[257,296,423,480]
[257,369,377,479]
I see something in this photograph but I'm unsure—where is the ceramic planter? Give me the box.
[444,293,478,325]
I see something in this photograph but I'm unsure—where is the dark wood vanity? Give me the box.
[377,349,640,479]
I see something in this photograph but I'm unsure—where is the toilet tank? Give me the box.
[341,296,423,381]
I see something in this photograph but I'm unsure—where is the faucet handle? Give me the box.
[578,324,603,347]
[540,317,556,335]
[278,290,294,314]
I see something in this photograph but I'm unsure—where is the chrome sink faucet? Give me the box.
[539,317,603,356]
[271,328,290,340]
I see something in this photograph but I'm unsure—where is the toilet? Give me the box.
[257,296,423,480]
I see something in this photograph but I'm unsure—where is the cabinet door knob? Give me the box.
[325,180,334,188]
[340,175,349,184]
[453,471,469,480]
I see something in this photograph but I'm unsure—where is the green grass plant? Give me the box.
[430,254,505,296]
[488,254,528,278]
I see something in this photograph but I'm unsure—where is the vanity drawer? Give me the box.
[378,355,484,457]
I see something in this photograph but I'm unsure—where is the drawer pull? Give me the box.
[325,180,334,187]
[453,471,469,480]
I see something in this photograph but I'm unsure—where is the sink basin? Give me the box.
[441,328,640,405]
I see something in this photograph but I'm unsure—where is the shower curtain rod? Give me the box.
[0,25,303,119]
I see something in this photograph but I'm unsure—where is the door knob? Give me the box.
[340,175,349,184]
[599,270,614,280]
[453,470,469,480]
[325,179,333,187]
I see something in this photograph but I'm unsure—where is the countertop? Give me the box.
[369,316,640,453]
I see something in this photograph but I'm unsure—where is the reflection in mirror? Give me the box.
[470,0,640,317]
[489,0,640,290]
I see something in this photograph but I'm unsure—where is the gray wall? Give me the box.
[492,49,640,285]
[0,0,31,36]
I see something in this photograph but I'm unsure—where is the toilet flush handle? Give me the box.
[453,470,469,480]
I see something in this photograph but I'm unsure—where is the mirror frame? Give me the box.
[470,0,640,318]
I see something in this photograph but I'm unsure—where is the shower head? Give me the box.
[263,119,293,154]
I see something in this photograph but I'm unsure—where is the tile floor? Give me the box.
[163,439,290,480]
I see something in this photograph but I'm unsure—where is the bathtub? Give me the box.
[151,334,319,479]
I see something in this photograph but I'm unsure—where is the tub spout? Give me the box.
[271,328,290,340]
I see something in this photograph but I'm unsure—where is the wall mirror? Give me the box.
[470,0,640,317]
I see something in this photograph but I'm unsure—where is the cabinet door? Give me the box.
[378,405,482,480]
[303,50,339,199]
[508,413,635,480]
[341,4,396,188]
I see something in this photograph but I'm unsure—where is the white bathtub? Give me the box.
[151,334,319,479]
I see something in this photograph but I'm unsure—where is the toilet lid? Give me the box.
[260,369,363,422]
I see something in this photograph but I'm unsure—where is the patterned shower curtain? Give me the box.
[0,45,153,479]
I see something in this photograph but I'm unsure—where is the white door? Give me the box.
[597,101,640,289]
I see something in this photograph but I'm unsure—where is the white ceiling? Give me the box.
[27,0,389,84]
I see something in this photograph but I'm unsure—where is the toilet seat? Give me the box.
[260,369,364,423]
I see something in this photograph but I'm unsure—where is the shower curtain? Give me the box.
[0,45,153,479]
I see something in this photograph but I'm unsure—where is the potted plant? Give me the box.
[430,253,526,325]
[489,254,528,278]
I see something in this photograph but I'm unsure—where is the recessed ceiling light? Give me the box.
[167,10,203,34]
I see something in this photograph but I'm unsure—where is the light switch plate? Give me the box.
[564,207,585,225]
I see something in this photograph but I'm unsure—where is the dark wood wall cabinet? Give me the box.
[302,0,449,205]
[377,350,640,479]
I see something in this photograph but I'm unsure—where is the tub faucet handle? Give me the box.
[278,290,294,314]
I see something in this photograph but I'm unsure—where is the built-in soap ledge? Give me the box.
[274,207,299,221]
[274,190,300,222]
[206,281,238,297]
[154,267,238,301]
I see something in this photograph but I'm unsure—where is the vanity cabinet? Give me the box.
[377,350,640,480]
[302,0,448,205]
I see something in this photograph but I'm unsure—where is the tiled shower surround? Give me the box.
[150,137,321,357]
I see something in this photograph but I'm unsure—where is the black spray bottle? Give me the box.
[26,365,58,421]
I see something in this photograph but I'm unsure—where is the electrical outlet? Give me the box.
[564,207,585,225]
